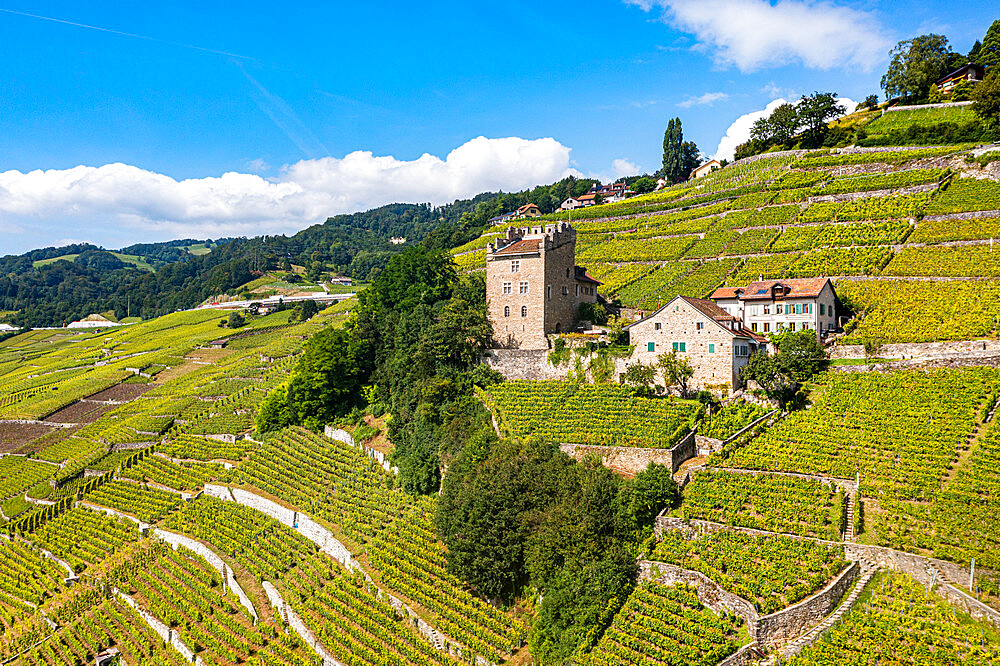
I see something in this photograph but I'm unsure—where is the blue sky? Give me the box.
[0,1,994,253]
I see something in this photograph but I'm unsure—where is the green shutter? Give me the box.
[672,342,678,351]
[709,343,715,353]
[679,342,686,352]
[648,342,655,352]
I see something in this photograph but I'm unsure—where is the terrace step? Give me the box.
[844,492,856,541]
[774,567,876,660]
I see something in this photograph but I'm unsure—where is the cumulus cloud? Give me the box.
[0,136,579,250]
[678,91,730,108]
[711,96,857,161]
[626,0,891,71]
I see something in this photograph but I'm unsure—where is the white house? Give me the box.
[691,160,722,179]
[711,278,837,338]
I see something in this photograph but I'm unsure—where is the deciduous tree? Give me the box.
[881,35,952,100]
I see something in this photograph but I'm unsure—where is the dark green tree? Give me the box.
[980,20,1000,68]
[797,92,845,147]
[227,311,246,328]
[881,35,952,100]
[972,70,1000,126]
[660,118,700,183]
[859,94,880,111]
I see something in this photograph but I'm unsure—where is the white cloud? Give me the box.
[245,158,271,173]
[712,98,789,161]
[0,136,579,249]
[626,0,891,71]
[711,96,857,161]
[678,91,730,108]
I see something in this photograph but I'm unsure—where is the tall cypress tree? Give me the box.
[660,117,700,183]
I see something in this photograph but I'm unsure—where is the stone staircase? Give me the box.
[769,566,876,662]
[844,492,857,541]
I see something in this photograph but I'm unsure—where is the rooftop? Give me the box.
[712,277,830,301]
[492,238,541,256]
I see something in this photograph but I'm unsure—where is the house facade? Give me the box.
[711,278,837,338]
[486,223,601,349]
[936,63,985,93]
[626,295,764,393]
[692,160,722,179]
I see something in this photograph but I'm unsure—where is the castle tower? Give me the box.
[485,222,600,349]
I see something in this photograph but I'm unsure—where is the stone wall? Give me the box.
[115,589,203,665]
[755,562,859,648]
[808,181,938,204]
[323,426,398,474]
[482,349,571,381]
[638,560,758,624]
[831,338,1000,360]
[220,486,356,571]
[923,209,1000,222]
[153,527,258,623]
[559,430,695,475]
[655,517,1000,629]
[262,581,341,666]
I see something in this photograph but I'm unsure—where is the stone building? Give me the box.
[486,222,600,349]
[711,278,837,338]
[626,295,765,393]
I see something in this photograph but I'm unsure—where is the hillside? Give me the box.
[3,114,1000,666]
[454,141,1000,346]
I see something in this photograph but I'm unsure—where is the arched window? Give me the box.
[504,306,510,317]
[521,306,527,317]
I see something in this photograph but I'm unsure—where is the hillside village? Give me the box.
[3,17,1000,666]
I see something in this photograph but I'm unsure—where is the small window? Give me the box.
[654,322,662,331]
[511,260,520,273]
[575,285,579,297]
[751,323,758,332]
[672,342,678,351]
[566,268,571,278]
[562,286,568,295]
[519,281,529,294]
[764,305,770,315]
[503,306,510,318]
[776,304,783,314]
[679,342,686,352]
[503,282,512,295]
[808,303,813,314]
[647,342,655,352]
[819,303,825,316]
[709,343,715,353]
[696,322,704,331]
[764,323,770,333]
[521,306,527,317]
[547,285,552,300]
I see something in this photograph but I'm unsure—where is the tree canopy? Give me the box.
[660,118,700,183]
[881,34,953,100]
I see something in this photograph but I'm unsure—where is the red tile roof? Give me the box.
[492,238,541,256]
[681,296,737,322]
[576,273,602,285]
[517,203,540,213]
[711,278,830,301]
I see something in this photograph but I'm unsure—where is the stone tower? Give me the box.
[485,222,600,349]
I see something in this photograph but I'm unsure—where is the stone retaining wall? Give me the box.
[639,560,758,624]
[205,484,355,571]
[115,589,202,665]
[886,101,974,111]
[831,338,1000,360]
[655,517,1000,628]
[704,467,858,494]
[262,581,341,666]
[483,349,570,381]
[152,527,258,623]
[923,209,1000,222]
[559,430,695,475]
[808,181,938,204]
[323,426,398,474]
[755,562,859,648]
